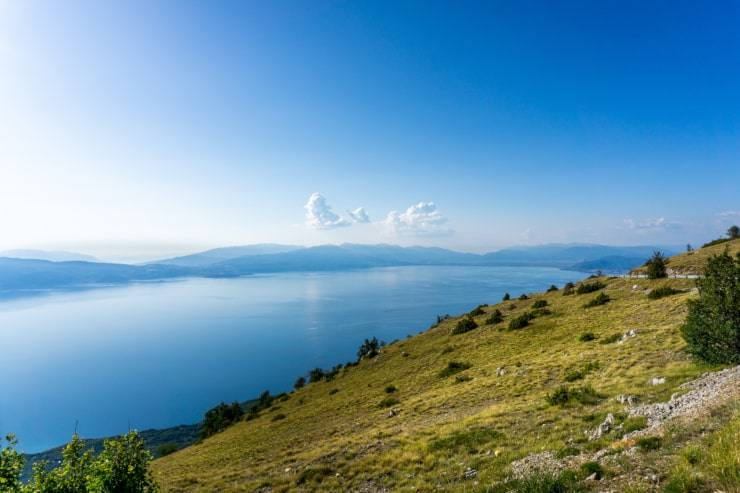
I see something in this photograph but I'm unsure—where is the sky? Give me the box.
[0,1,738,261]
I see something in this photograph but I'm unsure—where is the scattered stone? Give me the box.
[464,468,477,479]
[496,367,507,377]
[387,408,399,418]
[632,284,640,291]
[618,329,639,344]
[650,377,666,386]
[509,451,560,479]
[588,413,614,440]
[616,394,640,406]
[585,472,599,481]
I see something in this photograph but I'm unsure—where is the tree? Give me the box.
[357,337,380,360]
[293,376,306,390]
[200,402,244,439]
[645,251,668,279]
[686,243,693,253]
[547,285,558,292]
[502,292,510,301]
[309,367,325,383]
[681,251,740,364]
[91,431,159,493]
[728,225,740,239]
[0,434,24,493]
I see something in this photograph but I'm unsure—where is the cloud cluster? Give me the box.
[623,217,667,230]
[381,201,453,237]
[304,193,452,237]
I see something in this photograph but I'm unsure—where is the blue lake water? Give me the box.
[0,265,586,452]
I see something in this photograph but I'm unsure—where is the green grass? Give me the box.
[153,269,726,492]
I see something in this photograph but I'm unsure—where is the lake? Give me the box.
[0,265,586,452]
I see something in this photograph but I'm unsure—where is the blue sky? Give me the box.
[0,1,738,260]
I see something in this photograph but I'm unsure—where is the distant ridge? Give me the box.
[153,244,302,267]
[0,249,98,263]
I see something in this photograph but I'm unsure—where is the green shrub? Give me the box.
[309,368,325,383]
[271,413,287,421]
[155,442,178,458]
[296,466,333,485]
[562,282,575,296]
[378,396,399,408]
[455,374,472,383]
[648,286,681,300]
[502,292,511,301]
[662,463,707,493]
[452,317,479,335]
[201,401,244,439]
[555,446,580,459]
[427,427,503,453]
[384,385,397,393]
[576,281,605,294]
[519,293,529,300]
[579,461,604,479]
[533,299,548,308]
[438,361,471,378]
[636,436,662,451]
[486,309,504,325]
[293,376,306,390]
[546,385,600,406]
[468,305,486,316]
[547,284,559,292]
[622,416,647,433]
[583,292,610,308]
[0,434,23,492]
[509,313,532,330]
[529,308,552,318]
[578,331,596,342]
[357,337,380,360]
[488,470,584,493]
[681,251,740,364]
[702,237,731,249]
[564,370,584,382]
[328,388,339,395]
[645,251,668,279]
[599,333,621,344]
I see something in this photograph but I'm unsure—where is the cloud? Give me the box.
[304,193,351,230]
[382,201,452,237]
[623,217,682,232]
[347,207,370,224]
[716,210,740,220]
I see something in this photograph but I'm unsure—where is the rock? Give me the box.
[588,413,614,440]
[616,394,640,406]
[585,472,599,481]
[496,367,507,377]
[463,468,477,479]
[618,329,639,344]
[387,408,399,418]
[632,284,640,291]
[650,377,666,386]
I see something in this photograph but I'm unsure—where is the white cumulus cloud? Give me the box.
[304,193,351,230]
[347,207,370,224]
[382,201,452,237]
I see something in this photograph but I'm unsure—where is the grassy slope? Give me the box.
[632,238,740,275]
[154,250,736,492]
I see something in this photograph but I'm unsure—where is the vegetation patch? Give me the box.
[599,333,621,344]
[486,309,504,325]
[648,286,682,300]
[583,292,610,308]
[532,299,548,308]
[636,436,662,451]
[576,281,605,295]
[578,331,596,342]
[452,317,479,335]
[438,361,472,378]
[427,427,503,453]
[508,313,532,330]
[622,416,648,433]
[384,385,397,394]
[546,385,601,406]
[468,304,487,316]
[562,282,575,295]
[378,396,400,408]
[296,466,333,485]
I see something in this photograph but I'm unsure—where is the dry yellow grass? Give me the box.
[632,238,740,275]
[152,262,734,491]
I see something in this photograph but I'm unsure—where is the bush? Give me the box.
[645,251,668,279]
[502,292,511,301]
[452,317,479,335]
[455,374,472,383]
[155,442,178,458]
[648,286,681,300]
[296,466,333,485]
[702,237,731,249]
[546,385,600,406]
[599,333,621,344]
[357,337,380,360]
[576,281,605,294]
[579,461,604,479]
[0,434,23,492]
[328,388,339,395]
[636,436,661,451]
[578,332,596,342]
[293,376,306,390]
[309,367,325,383]
[384,385,397,393]
[427,427,503,453]
[562,282,575,295]
[564,370,584,382]
[547,284,559,292]
[201,401,244,439]
[489,470,584,493]
[622,416,647,433]
[468,305,486,316]
[378,396,399,408]
[508,313,532,330]
[532,299,548,308]
[555,446,580,459]
[519,293,529,300]
[438,361,471,378]
[583,292,610,308]
[271,413,287,421]
[530,308,552,318]
[681,251,740,364]
[486,309,504,325]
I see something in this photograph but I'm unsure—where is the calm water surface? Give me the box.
[0,266,585,452]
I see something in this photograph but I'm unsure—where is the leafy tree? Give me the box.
[91,431,159,493]
[562,282,575,295]
[687,243,694,253]
[547,284,558,292]
[451,317,478,335]
[681,251,740,363]
[518,293,529,300]
[728,225,740,239]
[357,337,380,360]
[645,251,668,279]
[0,434,24,493]
[502,292,510,301]
[293,376,306,390]
[309,367,325,383]
[486,309,503,325]
[200,402,244,439]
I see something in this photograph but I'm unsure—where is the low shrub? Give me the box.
[578,332,596,342]
[502,292,511,301]
[455,374,472,383]
[622,416,647,433]
[452,317,479,335]
[201,401,244,439]
[155,442,179,458]
[438,361,471,378]
[378,396,399,408]
[648,286,681,300]
[532,299,548,308]
[599,333,621,344]
[296,467,333,485]
[579,461,604,479]
[486,309,504,325]
[328,388,339,395]
[384,385,397,393]
[468,305,486,316]
[518,293,529,300]
[547,284,559,292]
[293,376,306,390]
[357,337,380,360]
[564,370,584,382]
[546,385,600,406]
[555,446,580,459]
[271,413,287,421]
[576,281,605,294]
[636,436,661,451]
[583,292,610,308]
[508,313,532,330]
[309,368,325,383]
[427,427,503,453]
[562,282,575,295]
[529,308,552,318]
[488,470,584,493]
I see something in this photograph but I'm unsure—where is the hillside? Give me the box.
[152,253,740,492]
[631,238,740,276]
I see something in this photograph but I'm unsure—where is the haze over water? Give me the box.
[1,265,585,452]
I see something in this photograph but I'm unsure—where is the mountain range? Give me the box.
[0,243,676,293]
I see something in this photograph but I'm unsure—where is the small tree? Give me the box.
[28,433,95,492]
[293,376,306,390]
[0,434,23,493]
[502,292,510,301]
[686,243,694,253]
[562,282,575,295]
[547,284,558,292]
[728,225,740,239]
[681,251,740,364]
[357,337,380,360]
[309,367,325,383]
[645,251,668,279]
[91,431,159,493]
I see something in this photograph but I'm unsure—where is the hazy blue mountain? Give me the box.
[0,249,98,262]
[153,244,303,267]
[482,244,676,268]
[0,258,190,292]
[567,255,648,273]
